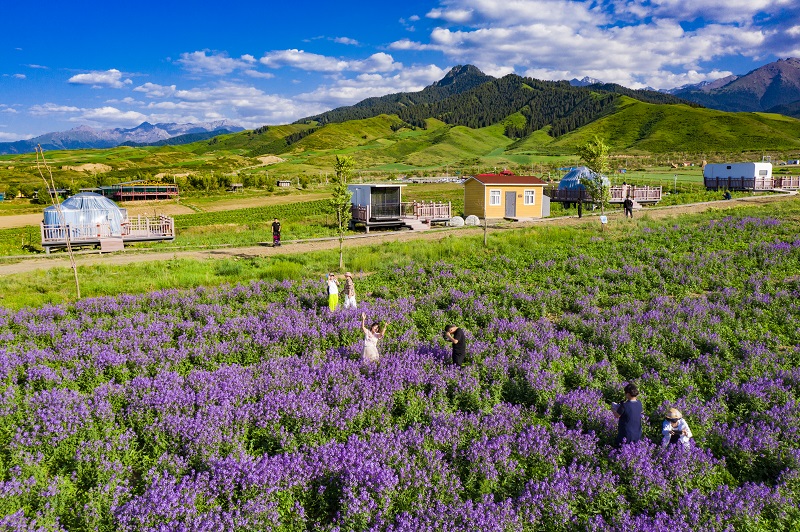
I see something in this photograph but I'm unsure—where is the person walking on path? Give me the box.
[613,383,643,446]
[443,324,467,367]
[361,312,386,363]
[326,273,340,311]
[661,408,693,449]
[343,272,357,309]
[272,218,281,247]
[623,197,634,219]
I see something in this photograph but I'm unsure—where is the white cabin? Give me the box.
[703,162,773,191]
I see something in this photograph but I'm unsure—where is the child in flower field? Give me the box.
[361,312,386,363]
[662,408,693,449]
[612,382,642,446]
[443,324,467,367]
[326,273,340,311]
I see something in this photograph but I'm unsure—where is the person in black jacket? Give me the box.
[623,197,634,218]
[443,325,467,367]
[272,218,281,246]
[612,382,643,446]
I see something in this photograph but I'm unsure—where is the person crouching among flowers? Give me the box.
[662,408,693,449]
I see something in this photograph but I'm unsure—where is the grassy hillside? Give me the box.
[551,96,800,153]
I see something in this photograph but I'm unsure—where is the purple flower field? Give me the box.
[1,211,800,530]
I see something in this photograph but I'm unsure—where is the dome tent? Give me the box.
[43,192,125,236]
[557,166,610,192]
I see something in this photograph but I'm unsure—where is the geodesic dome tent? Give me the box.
[557,166,610,192]
[43,192,125,236]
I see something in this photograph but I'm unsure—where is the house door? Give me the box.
[505,191,516,217]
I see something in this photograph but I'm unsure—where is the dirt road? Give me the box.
[0,193,795,277]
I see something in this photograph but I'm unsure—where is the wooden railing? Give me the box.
[545,185,662,204]
[41,215,175,247]
[122,215,174,238]
[704,176,774,191]
[774,176,800,190]
[403,201,452,219]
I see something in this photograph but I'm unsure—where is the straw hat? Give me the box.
[345,272,352,277]
[665,408,682,421]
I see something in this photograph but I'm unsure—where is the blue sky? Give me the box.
[1,0,798,141]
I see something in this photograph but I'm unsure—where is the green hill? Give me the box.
[550,96,800,153]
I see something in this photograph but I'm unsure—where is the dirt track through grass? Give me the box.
[0,193,795,277]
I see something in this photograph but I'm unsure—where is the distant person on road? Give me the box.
[443,324,467,367]
[326,273,339,311]
[361,312,386,363]
[623,197,634,218]
[662,408,693,449]
[272,218,281,247]
[613,383,642,446]
[343,272,357,309]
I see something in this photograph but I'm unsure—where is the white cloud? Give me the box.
[75,107,147,125]
[133,82,177,99]
[402,0,792,89]
[334,37,360,45]
[13,74,26,79]
[243,70,275,79]
[68,69,132,89]
[0,105,19,114]
[0,131,34,141]
[105,97,144,105]
[259,49,402,73]
[176,50,258,75]
[295,64,448,107]
[30,103,82,115]
[27,64,48,69]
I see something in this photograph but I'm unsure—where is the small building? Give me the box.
[547,166,662,206]
[98,181,179,201]
[348,183,450,232]
[464,170,548,219]
[40,192,175,254]
[276,180,292,187]
[228,183,244,192]
[703,162,773,191]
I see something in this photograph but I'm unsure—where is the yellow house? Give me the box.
[464,171,548,219]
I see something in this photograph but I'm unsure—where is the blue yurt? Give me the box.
[43,192,125,236]
[557,166,610,193]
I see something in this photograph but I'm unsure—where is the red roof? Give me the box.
[469,172,547,186]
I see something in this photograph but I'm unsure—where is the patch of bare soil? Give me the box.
[256,155,285,165]
[61,163,112,173]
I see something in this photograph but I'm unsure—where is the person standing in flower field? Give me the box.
[662,408,693,449]
[623,196,634,218]
[443,324,467,367]
[361,312,386,363]
[326,273,340,311]
[272,218,281,247]
[612,382,642,446]
[343,272,357,309]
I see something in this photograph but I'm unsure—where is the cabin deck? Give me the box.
[41,215,175,253]
[545,185,662,204]
[350,201,452,232]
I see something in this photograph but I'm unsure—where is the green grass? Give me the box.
[3,196,799,309]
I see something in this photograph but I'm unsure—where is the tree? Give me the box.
[330,155,354,270]
[577,135,611,214]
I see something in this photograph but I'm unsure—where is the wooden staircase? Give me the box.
[403,218,431,231]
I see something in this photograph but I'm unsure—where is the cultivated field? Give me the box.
[1,196,799,529]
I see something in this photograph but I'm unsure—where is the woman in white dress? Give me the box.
[361,312,386,363]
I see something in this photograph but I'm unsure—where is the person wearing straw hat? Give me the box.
[662,408,693,449]
[343,272,357,309]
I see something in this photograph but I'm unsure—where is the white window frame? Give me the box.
[489,189,501,206]
[524,189,536,205]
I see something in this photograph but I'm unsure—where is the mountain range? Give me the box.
[0,120,243,155]
[672,57,800,114]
